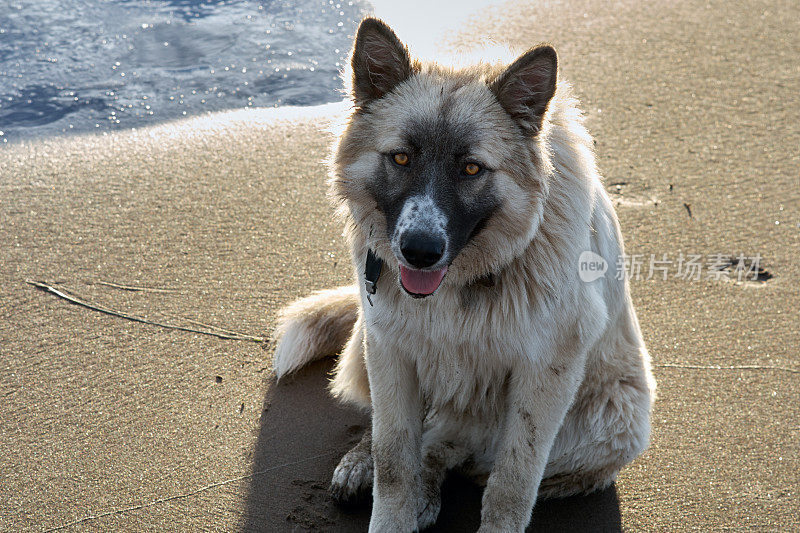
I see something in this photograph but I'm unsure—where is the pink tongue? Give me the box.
[400,265,448,296]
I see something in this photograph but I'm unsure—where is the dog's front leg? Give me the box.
[478,354,587,533]
[367,340,423,533]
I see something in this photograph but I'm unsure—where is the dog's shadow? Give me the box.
[242,359,622,532]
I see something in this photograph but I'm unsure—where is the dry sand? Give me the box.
[1,0,798,531]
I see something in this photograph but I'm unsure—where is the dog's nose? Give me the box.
[400,233,445,269]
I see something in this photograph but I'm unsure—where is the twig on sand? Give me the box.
[26,280,265,343]
[161,311,248,337]
[97,280,178,293]
[654,363,798,374]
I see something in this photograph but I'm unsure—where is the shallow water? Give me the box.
[0,0,369,143]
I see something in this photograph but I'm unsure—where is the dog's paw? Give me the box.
[416,491,441,531]
[330,447,374,505]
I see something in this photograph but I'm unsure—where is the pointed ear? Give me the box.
[490,45,558,133]
[351,18,412,106]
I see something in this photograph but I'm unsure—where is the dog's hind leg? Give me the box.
[330,313,371,409]
[329,316,373,504]
[330,425,374,504]
[540,347,653,496]
[538,462,626,499]
[539,372,652,499]
[540,300,655,499]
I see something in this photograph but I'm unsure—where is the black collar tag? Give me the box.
[364,248,383,306]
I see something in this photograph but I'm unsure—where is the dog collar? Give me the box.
[364,248,383,306]
[477,272,495,287]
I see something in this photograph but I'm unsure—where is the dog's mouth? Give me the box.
[399,265,448,298]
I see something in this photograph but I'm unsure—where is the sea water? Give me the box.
[0,0,369,143]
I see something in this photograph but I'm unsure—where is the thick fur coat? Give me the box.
[273,18,655,532]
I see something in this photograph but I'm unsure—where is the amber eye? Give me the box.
[464,162,481,176]
[393,152,409,166]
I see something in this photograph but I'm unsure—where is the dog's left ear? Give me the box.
[490,45,558,134]
[350,18,413,107]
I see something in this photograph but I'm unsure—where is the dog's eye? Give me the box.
[393,153,409,166]
[463,162,481,176]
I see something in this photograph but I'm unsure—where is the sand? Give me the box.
[1,0,798,531]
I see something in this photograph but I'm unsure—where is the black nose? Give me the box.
[400,233,445,269]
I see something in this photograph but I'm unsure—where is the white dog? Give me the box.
[273,17,655,532]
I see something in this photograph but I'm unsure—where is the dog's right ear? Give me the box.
[350,18,412,106]
[490,45,558,134]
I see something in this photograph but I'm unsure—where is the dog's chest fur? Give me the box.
[363,266,570,417]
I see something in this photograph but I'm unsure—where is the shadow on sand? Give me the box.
[242,359,622,532]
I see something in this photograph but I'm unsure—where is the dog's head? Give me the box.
[331,18,558,298]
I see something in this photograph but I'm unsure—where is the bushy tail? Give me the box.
[273,285,360,378]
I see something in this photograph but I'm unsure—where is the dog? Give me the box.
[273,17,655,532]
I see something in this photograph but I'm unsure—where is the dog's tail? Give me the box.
[273,285,360,378]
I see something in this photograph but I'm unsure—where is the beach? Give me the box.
[1,0,798,530]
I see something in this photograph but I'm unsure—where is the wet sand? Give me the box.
[1,0,798,531]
